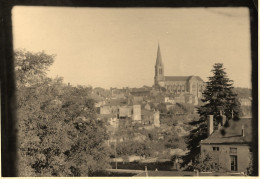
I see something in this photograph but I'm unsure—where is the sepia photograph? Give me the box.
[0,0,258,177]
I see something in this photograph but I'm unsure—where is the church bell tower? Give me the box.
[154,44,164,87]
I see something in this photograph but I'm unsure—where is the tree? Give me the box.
[15,49,110,176]
[182,63,241,168]
[157,103,167,114]
[14,49,55,87]
[193,153,225,172]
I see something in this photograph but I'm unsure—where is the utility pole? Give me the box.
[115,139,117,169]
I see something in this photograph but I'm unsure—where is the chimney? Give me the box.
[221,115,227,126]
[207,115,214,137]
[242,124,245,137]
[217,123,221,130]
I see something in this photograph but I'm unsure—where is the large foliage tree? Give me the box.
[182,63,241,168]
[193,152,225,172]
[15,49,110,176]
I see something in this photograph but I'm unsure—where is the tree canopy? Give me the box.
[15,49,110,176]
[182,63,241,168]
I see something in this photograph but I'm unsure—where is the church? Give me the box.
[154,44,205,98]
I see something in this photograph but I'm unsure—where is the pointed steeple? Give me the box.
[156,43,163,66]
[154,43,164,86]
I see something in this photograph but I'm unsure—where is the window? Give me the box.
[159,68,162,74]
[213,147,219,151]
[230,147,237,154]
[230,155,238,171]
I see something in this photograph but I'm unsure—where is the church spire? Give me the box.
[154,43,164,86]
[156,43,163,66]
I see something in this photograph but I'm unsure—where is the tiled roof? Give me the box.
[201,118,252,144]
[164,76,204,82]
[165,76,190,81]
[194,76,204,82]
[239,98,252,102]
[105,98,127,106]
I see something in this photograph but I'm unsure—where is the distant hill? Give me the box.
[233,87,251,98]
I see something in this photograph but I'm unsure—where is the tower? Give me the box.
[154,44,164,87]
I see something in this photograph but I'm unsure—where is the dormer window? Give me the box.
[213,147,219,151]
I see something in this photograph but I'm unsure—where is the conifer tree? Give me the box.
[181,63,241,168]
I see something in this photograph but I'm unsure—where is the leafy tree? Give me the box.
[16,49,110,176]
[116,141,154,158]
[14,49,55,87]
[182,63,241,168]
[160,117,178,126]
[193,153,225,172]
[168,104,186,116]
[157,103,167,114]
[161,127,187,150]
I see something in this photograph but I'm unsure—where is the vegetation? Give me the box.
[182,63,241,168]
[16,49,110,176]
[193,153,225,172]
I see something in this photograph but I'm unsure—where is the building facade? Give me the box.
[154,44,205,98]
[200,116,252,173]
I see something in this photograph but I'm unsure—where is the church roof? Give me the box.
[165,76,204,82]
[165,76,190,81]
[201,117,252,145]
[155,44,163,66]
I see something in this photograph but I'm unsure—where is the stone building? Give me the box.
[132,104,141,121]
[154,44,205,98]
[118,105,132,118]
[200,115,252,173]
[141,109,160,127]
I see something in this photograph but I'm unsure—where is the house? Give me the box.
[118,105,132,118]
[132,96,144,103]
[239,97,252,106]
[130,88,151,97]
[165,103,174,110]
[173,94,185,104]
[94,100,106,108]
[97,114,118,130]
[141,109,160,127]
[144,103,151,110]
[100,105,118,115]
[132,104,141,121]
[164,97,176,104]
[200,115,252,173]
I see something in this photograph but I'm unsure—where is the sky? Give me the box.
[12,7,251,89]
